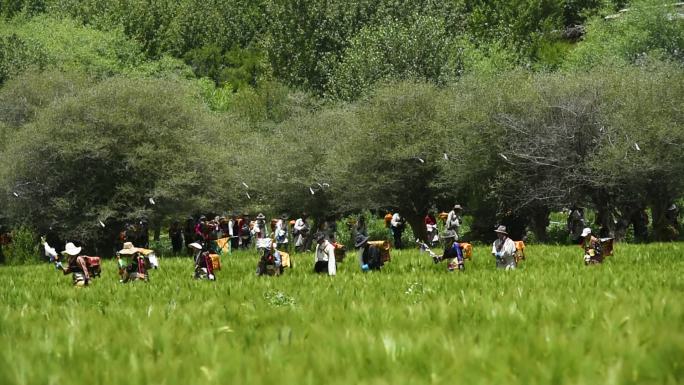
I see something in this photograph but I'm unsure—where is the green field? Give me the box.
[1,243,682,385]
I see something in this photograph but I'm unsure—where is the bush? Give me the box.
[2,226,39,265]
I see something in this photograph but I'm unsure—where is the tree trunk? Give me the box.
[405,212,427,245]
[529,207,550,242]
[153,222,162,242]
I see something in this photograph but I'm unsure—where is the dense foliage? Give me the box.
[0,0,682,249]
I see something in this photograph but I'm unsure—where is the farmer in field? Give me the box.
[424,211,438,246]
[294,213,310,252]
[229,214,240,250]
[390,211,406,249]
[355,234,384,271]
[56,242,92,286]
[168,220,184,255]
[314,232,336,276]
[253,213,268,239]
[117,242,149,282]
[492,225,516,270]
[189,242,216,280]
[580,227,603,265]
[446,204,463,240]
[433,230,465,271]
[239,213,252,249]
[274,214,289,250]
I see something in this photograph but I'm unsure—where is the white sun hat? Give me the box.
[63,242,82,256]
[581,228,592,237]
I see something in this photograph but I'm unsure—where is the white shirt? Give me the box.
[390,213,401,227]
[227,219,234,237]
[491,237,516,258]
[446,211,461,230]
[294,218,307,233]
[275,219,288,243]
[315,240,336,276]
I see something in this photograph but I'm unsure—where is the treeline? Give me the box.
[1,65,681,249]
[0,0,682,253]
[3,0,681,98]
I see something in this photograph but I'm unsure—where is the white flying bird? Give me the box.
[99,220,106,228]
[417,158,425,163]
[322,183,330,188]
[634,143,641,151]
[499,153,509,161]
[309,187,315,195]
[246,192,251,200]
[12,192,19,197]
[149,197,156,205]
[443,153,449,160]
[242,182,249,189]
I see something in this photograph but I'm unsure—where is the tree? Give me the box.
[0,74,231,255]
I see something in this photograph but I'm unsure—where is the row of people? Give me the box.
[49,223,609,285]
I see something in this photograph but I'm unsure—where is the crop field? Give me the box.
[0,243,682,385]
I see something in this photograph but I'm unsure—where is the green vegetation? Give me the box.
[0,243,682,384]
[0,0,682,247]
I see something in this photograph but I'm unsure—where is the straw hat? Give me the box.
[118,242,139,255]
[63,242,82,256]
[494,225,508,235]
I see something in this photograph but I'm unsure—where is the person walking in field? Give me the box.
[424,211,438,247]
[274,214,289,250]
[314,232,336,276]
[433,230,465,271]
[492,225,516,270]
[390,211,405,249]
[446,204,463,240]
[580,227,603,265]
[294,213,310,252]
[253,213,268,239]
[355,234,384,272]
[56,242,93,286]
[168,220,184,255]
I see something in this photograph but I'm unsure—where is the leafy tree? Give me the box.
[0,74,230,255]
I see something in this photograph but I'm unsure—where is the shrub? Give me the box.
[2,226,39,265]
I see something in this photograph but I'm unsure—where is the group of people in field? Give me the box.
[44,203,613,286]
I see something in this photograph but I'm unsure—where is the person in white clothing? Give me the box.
[274,214,289,250]
[390,212,405,249]
[294,214,310,252]
[491,225,516,270]
[313,232,336,276]
[446,204,463,239]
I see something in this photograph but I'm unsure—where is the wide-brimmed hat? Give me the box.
[355,234,370,248]
[280,213,288,220]
[315,232,326,242]
[494,225,508,235]
[256,213,265,220]
[189,242,202,250]
[453,204,463,210]
[63,242,82,256]
[581,228,592,237]
[441,230,457,239]
[118,242,139,255]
